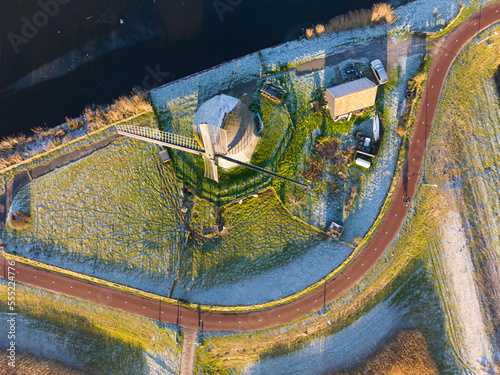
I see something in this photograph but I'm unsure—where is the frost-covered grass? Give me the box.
[425,0,499,39]
[421,24,500,373]
[0,283,181,374]
[3,139,323,296]
[154,92,293,204]
[172,188,324,294]
[172,238,352,306]
[243,300,406,375]
[390,0,460,37]
[3,137,184,294]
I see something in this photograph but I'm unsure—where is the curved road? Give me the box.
[2,2,500,332]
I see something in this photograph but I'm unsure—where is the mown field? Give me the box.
[3,138,323,293]
[0,284,181,374]
[419,24,500,372]
[4,137,184,284]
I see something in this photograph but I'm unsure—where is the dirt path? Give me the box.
[2,2,500,332]
[180,329,198,375]
[295,35,428,77]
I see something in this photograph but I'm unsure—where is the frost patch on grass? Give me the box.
[171,240,352,306]
[3,137,183,296]
[438,200,495,373]
[341,54,423,243]
[391,0,460,36]
[243,300,406,375]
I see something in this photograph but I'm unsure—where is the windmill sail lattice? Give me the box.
[115,124,306,187]
[199,123,220,182]
[116,124,202,154]
[199,123,228,155]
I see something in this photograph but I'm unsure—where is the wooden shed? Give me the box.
[327,221,344,239]
[324,78,377,119]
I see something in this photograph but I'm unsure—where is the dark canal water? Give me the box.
[0,0,404,138]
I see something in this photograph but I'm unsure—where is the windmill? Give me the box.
[115,123,306,187]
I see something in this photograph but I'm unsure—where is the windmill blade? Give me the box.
[196,123,228,155]
[202,154,219,182]
[199,124,220,182]
[218,155,307,188]
[199,123,215,159]
[116,124,305,187]
[116,124,203,155]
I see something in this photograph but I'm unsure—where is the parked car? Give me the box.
[370,59,388,84]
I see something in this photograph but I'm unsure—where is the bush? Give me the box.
[315,24,325,35]
[66,117,85,130]
[372,2,396,25]
[302,156,325,182]
[397,126,408,137]
[0,134,26,153]
[8,211,31,230]
[305,2,395,37]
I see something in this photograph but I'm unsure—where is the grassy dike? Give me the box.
[0,7,472,373]
[1,38,432,317]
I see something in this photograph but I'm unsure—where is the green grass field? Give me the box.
[178,188,324,288]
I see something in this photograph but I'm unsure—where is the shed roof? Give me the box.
[326,78,377,98]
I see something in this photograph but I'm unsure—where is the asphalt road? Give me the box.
[2,2,500,332]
